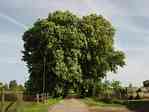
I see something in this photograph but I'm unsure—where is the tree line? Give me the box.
[0,80,24,91]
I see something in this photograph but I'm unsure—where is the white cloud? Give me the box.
[0,12,27,30]
[108,0,149,17]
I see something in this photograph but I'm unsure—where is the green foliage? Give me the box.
[3,84,9,91]
[0,82,3,86]
[82,97,124,107]
[22,11,125,97]
[9,80,17,91]
[143,80,149,87]
[111,80,122,91]
[17,85,25,91]
[8,80,25,91]
[0,82,3,89]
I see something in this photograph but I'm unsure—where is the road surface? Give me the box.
[49,98,89,112]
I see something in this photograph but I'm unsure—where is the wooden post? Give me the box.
[44,93,46,104]
[41,93,44,104]
[1,88,5,112]
[45,93,49,104]
[36,94,39,103]
[119,92,122,99]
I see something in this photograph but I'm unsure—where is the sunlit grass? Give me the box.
[22,98,62,112]
[82,97,125,107]
[0,98,62,112]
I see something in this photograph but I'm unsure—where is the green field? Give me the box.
[0,98,62,112]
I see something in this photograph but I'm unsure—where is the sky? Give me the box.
[0,0,149,87]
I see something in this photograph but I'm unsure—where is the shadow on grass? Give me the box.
[102,99,149,112]
[124,100,149,112]
[86,98,149,112]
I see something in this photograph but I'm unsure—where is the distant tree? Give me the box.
[17,84,25,91]
[111,80,124,98]
[3,83,9,90]
[22,11,125,96]
[143,80,149,87]
[103,80,113,98]
[128,83,133,88]
[9,80,18,90]
[0,82,3,88]
[0,82,9,90]
[111,80,122,90]
[0,82,3,86]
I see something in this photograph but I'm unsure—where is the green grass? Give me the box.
[82,97,125,107]
[0,98,62,112]
[21,102,49,112]
[23,98,62,112]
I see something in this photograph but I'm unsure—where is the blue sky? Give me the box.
[0,0,149,86]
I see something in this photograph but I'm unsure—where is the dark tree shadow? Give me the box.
[124,100,149,112]
[99,99,149,112]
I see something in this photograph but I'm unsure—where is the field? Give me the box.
[0,98,62,112]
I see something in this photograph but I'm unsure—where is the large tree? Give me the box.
[22,11,125,96]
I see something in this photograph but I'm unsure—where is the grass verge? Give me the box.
[0,98,62,112]
[82,97,125,107]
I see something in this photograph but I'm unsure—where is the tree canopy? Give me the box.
[22,11,125,96]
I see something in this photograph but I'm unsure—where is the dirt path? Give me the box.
[49,98,89,112]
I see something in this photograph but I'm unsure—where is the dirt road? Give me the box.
[49,98,89,112]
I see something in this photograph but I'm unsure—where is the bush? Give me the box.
[0,93,17,101]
